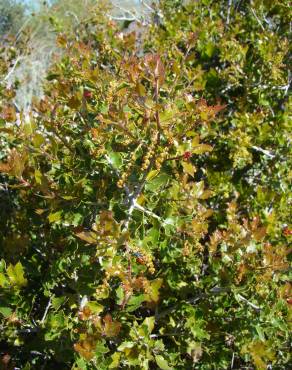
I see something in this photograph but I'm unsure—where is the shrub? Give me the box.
[0,1,291,369]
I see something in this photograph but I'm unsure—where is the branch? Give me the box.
[237,294,260,312]
[109,15,137,22]
[250,8,265,32]
[140,0,156,13]
[110,4,141,23]
[133,201,163,222]
[40,298,52,324]
[251,145,275,158]
[231,352,235,369]
[283,70,291,97]
[226,0,232,25]
[3,56,23,82]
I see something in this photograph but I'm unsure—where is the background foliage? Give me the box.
[0,0,25,37]
[0,0,291,369]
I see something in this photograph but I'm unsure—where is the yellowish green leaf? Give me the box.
[6,262,27,288]
[155,355,172,370]
[48,211,62,223]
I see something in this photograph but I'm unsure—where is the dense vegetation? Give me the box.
[0,0,291,369]
[0,0,25,37]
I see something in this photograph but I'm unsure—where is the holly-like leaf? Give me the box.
[126,294,146,312]
[145,279,163,304]
[155,355,172,370]
[192,144,213,155]
[141,316,155,335]
[48,211,62,223]
[103,314,121,337]
[0,306,13,318]
[6,262,27,288]
[74,335,96,361]
[182,162,196,177]
[75,231,97,244]
[109,352,121,369]
[0,273,9,288]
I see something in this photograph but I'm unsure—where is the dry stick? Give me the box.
[40,298,52,324]
[226,0,232,25]
[251,145,275,158]
[109,4,145,24]
[231,352,235,369]
[250,8,265,32]
[283,70,291,97]
[3,56,23,82]
[141,0,156,13]
[237,294,260,312]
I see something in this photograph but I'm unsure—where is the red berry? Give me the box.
[183,151,192,160]
[286,298,292,305]
[83,90,92,99]
[283,228,292,236]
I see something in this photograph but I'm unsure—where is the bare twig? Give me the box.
[226,0,232,25]
[283,71,291,97]
[250,8,265,32]
[133,201,162,222]
[40,298,52,324]
[237,294,260,311]
[231,352,235,369]
[251,145,275,158]
[109,15,137,22]
[3,56,23,82]
[110,4,141,23]
[140,0,156,13]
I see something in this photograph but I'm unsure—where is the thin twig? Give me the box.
[3,56,23,82]
[133,201,162,222]
[40,298,52,324]
[226,0,232,25]
[251,145,275,158]
[237,294,260,311]
[251,8,265,32]
[231,352,235,369]
[283,71,291,97]
[140,0,155,13]
[109,15,136,22]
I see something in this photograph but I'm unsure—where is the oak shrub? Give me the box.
[0,1,291,369]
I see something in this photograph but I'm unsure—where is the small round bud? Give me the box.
[183,151,192,160]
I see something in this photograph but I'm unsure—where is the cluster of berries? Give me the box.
[131,248,155,274]
[141,143,155,170]
[155,147,169,171]
[117,150,138,188]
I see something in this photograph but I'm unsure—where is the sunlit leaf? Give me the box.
[48,211,62,223]
[6,262,27,288]
[155,355,172,370]
[75,231,97,244]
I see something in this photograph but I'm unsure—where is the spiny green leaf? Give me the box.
[6,262,27,288]
[155,355,172,370]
